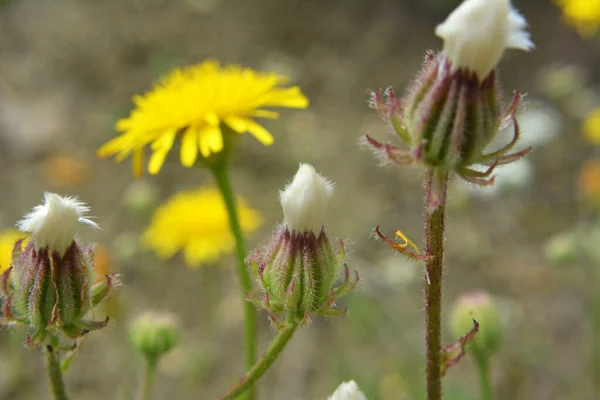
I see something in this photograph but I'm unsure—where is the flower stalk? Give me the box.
[218,317,298,400]
[474,353,492,400]
[45,341,69,400]
[424,169,448,400]
[211,162,257,400]
[139,358,157,400]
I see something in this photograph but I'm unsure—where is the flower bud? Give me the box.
[365,0,534,189]
[248,164,358,324]
[544,232,578,265]
[1,193,117,345]
[129,311,180,362]
[328,380,367,400]
[450,292,502,361]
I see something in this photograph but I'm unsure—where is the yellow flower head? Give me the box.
[98,61,309,176]
[584,107,600,145]
[142,187,262,267]
[0,230,27,274]
[555,0,600,37]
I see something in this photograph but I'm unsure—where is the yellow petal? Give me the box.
[264,87,309,108]
[224,116,248,133]
[132,148,144,178]
[251,110,280,119]
[199,125,223,157]
[204,112,220,126]
[180,126,198,167]
[151,129,177,151]
[245,120,274,145]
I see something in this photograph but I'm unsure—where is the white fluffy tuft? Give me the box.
[327,380,367,400]
[435,0,534,80]
[279,163,334,233]
[17,192,99,255]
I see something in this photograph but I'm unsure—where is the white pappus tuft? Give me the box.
[328,380,368,400]
[435,0,534,80]
[279,163,334,233]
[17,192,99,255]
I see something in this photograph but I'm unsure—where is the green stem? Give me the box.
[424,169,449,400]
[211,163,257,400]
[474,354,492,400]
[218,319,298,400]
[593,275,600,398]
[45,344,69,400]
[139,358,158,400]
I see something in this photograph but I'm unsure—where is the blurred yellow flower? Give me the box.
[579,160,600,205]
[98,61,309,176]
[555,0,600,37]
[584,108,600,145]
[0,230,27,274]
[142,187,262,267]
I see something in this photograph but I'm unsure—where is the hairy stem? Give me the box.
[424,169,449,400]
[212,163,257,400]
[218,319,298,400]
[45,344,69,400]
[139,358,158,400]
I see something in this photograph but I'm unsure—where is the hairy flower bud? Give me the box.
[1,193,117,345]
[129,311,180,362]
[365,0,534,191]
[248,164,358,325]
[450,292,502,361]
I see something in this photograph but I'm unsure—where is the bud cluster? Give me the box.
[0,193,118,346]
[247,164,358,326]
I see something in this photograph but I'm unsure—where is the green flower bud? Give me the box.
[544,232,577,265]
[450,292,502,361]
[1,193,117,346]
[248,164,358,325]
[123,180,159,218]
[129,311,180,362]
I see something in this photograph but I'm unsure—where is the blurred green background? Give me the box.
[0,0,599,399]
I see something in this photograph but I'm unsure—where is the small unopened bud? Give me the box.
[3,193,116,345]
[123,180,159,218]
[544,232,578,265]
[451,292,502,361]
[248,164,358,324]
[129,311,180,362]
[328,380,367,400]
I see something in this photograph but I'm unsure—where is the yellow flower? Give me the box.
[0,230,27,274]
[142,187,262,267]
[98,61,309,176]
[555,0,600,37]
[584,108,600,145]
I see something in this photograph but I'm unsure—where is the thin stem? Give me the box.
[593,275,600,398]
[45,344,69,400]
[139,358,158,400]
[218,320,298,400]
[474,354,492,400]
[211,163,257,400]
[424,169,449,400]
